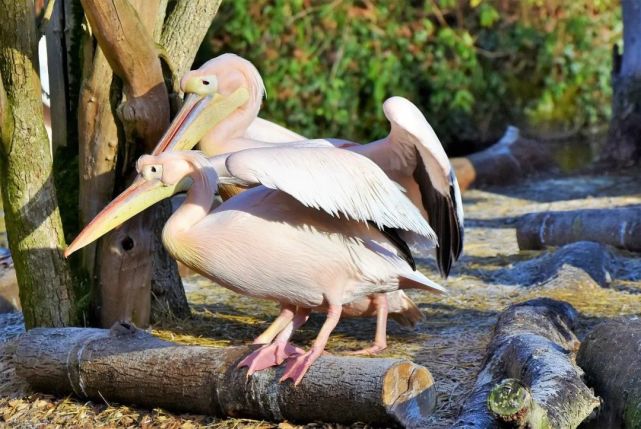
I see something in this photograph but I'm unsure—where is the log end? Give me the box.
[382,361,437,427]
[488,379,531,424]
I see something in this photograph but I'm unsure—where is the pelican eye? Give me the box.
[142,164,163,181]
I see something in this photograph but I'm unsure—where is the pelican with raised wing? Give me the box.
[65,143,445,385]
[149,54,464,353]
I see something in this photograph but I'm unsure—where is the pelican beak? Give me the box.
[64,176,192,258]
[151,87,250,154]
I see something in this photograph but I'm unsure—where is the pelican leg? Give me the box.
[349,293,388,355]
[280,304,342,385]
[252,304,296,345]
[238,307,310,375]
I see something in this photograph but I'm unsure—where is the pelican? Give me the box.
[152,54,464,353]
[66,144,446,384]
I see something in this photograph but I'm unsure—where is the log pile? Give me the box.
[455,298,599,428]
[577,319,641,428]
[13,323,437,427]
[516,207,641,252]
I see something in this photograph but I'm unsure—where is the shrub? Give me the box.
[201,0,620,149]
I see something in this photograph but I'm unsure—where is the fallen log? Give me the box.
[455,298,599,428]
[13,323,436,427]
[577,319,641,428]
[451,126,554,191]
[516,207,641,252]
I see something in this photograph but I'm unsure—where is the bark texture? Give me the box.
[0,0,76,328]
[455,298,599,429]
[450,126,553,191]
[44,0,68,152]
[516,207,641,252]
[578,319,641,429]
[77,46,118,274]
[160,0,223,87]
[600,0,641,166]
[79,0,188,327]
[14,324,437,427]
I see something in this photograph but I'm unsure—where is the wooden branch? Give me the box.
[516,207,641,252]
[451,126,554,191]
[78,0,187,327]
[160,0,223,85]
[455,298,599,428]
[14,324,437,427]
[77,46,119,277]
[578,319,641,428]
[80,0,169,151]
[44,0,68,152]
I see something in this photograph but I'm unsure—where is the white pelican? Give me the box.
[152,54,464,353]
[65,144,445,384]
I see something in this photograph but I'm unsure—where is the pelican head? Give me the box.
[152,53,264,155]
[64,153,203,257]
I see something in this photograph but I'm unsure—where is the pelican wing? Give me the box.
[222,143,436,238]
[353,97,464,277]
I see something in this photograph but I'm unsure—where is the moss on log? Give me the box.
[455,298,599,428]
[516,207,641,252]
[577,319,641,428]
[14,323,437,427]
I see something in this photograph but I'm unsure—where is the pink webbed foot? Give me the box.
[238,342,304,376]
[347,343,387,356]
[279,348,324,385]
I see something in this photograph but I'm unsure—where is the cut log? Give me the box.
[451,126,554,191]
[492,241,613,288]
[516,207,641,252]
[577,319,641,428]
[14,323,437,427]
[454,298,599,428]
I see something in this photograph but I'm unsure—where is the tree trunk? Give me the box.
[516,207,641,252]
[44,0,68,153]
[455,298,599,428]
[599,0,641,166]
[77,45,118,280]
[0,0,76,328]
[160,0,223,86]
[79,0,189,327]
[14,323,437,427]
[578,319,641,428]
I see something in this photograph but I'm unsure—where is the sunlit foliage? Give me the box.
[203,0,620,148]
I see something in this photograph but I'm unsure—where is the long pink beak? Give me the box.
[66,87,249,257]
[64,177,190,258]
[151,87,250,154]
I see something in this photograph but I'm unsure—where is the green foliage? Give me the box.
[204,0,620,147]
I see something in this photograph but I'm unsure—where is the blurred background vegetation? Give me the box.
[197,0,620,154]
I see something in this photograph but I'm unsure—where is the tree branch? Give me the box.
[80,0,169,151]
[160,0,223,85]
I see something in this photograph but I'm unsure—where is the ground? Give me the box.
[1,169,641,428]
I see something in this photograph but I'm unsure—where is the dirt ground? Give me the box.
[1,169,641,428]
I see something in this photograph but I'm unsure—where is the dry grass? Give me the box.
[2,172,641,428]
